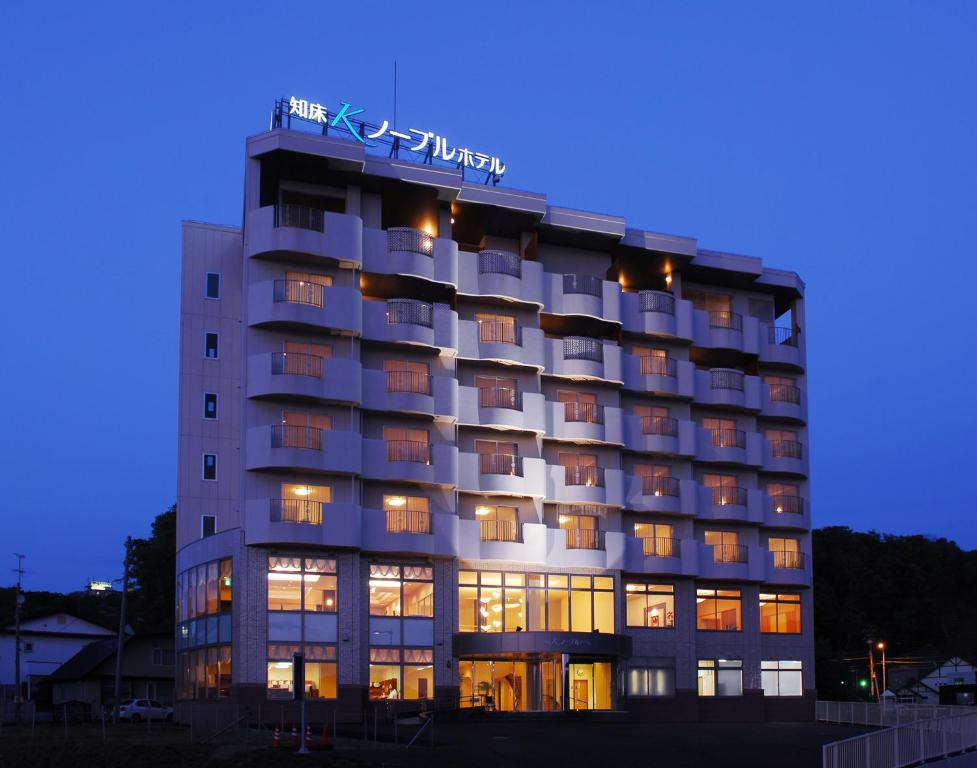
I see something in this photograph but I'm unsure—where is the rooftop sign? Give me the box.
[273,96,507,185]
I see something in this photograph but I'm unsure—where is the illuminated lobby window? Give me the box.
[696,587,742,631]
[176,557,232,700]
[760,592,802,634]
[624,583,675,628]
[369,647,434,701]
[267,643,337,700]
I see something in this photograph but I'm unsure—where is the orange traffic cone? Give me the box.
[272,726,281,749]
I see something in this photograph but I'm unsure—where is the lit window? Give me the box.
[202,454,217,480]
[759,593,802,634]
[203,393,218,420]
[698,659,742,697]
[384,495,430,534]
[627,667,675,697]
[266,556,337,614]
[369,564,434,617]
[761,660,803,697]
[696,588,742,631]
[267,643,337,700]
[625,583,675,628]
[204,333,219,359]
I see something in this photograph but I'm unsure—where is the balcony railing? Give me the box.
[480,519,519,543]
[640,355,676,377]
[770,440,803,459]
[563,336,603,362]
[478,386,521,410]
[272,352,323,378]
[271,498,323,525]
[386,370,431,395]
[709,310,742,331]
[711,486,748,506]
[771,494,804,515]
[385,440,431,463]
[563,401,604,424]
[769,383,801,404]
[710,369,744,391]
[387,227,434,255]
[478,250,521,278]
[772,550,805,569]
[641,415,678,436]
[564,528,604,550]
[479,453,523,476]
[712,543,748,563]
[641,536,680,558]
[275,203,324,232]
[769,326,798,346]
[271,424,323,450]
[386,508,431,534]
[274,279,324,308]
[711,428,746,449]
[478,320,519,344]
[638,291,675,314]
[386,299,433,327]
[564,465,605,487]
[642,475,680,497]
[563,273,603,297]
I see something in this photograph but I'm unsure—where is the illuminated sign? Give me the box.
[88,580,113,592]
[285,96,507,179]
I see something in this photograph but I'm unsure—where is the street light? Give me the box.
[877,641,888,700]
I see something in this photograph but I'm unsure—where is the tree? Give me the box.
[127,504,176,634]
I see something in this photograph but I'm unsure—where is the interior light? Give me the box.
[696,598,705,603]
[775,506,784,513]
[369,579,402,588]
[665,273,673,286]
[558,515,569,525]
[386,496,406,507]
[325,598,334,607]
[475,507,492,516]
[480,607,489,618]
[491,604,502,613]
[292,487,311,496]
[267,573,303,582]
[450,217,455,224]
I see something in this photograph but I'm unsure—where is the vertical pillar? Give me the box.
[561,654,569,712]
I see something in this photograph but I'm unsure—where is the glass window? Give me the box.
[384,495,430,534]
[761,660,803,697]
[201,515,216,537]
[696,588,742,631]
[627,667,675,697]
[205,272,221,299]
[219,559,232,612]
[369,564,433,617]
[267,556,336,614]
[202,454,217,481]
[698,659,742,697]
[625,583,675,628]
[759,592,802,633]
[203,393,218,420]
[204,332,219,359]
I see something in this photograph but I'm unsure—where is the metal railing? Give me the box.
[271,498,323,525]
[275,203,324,232]
[479,452,523,476]
[387,227,434,255]
[272,352,323,378]
[711,369,744,391]
[478,250,521,277]
[478,386,521,410]
[712,543,748,563]
[769,326,798,346]
[642,475,680,497]
[709,310,742,331]
[478,319,518,344]
[480,519,519,542]
[386,509,431,534]
[271,424,322,450]
[771,494,804,515]
[564,465,605,487]
[771,440,803,459]
[772,550,805,569]
[641,415,678,436]
[769,383,801,404]
[642,536,681,558]
[712,486,748,506]
[386,299,433,327]
[385,440,431,463]
[638,291,675,314]
[564,401,604,424]
[386,370,431,395]
[274,279,324,308]
[711,428,746,448]
[817,700,974,727]
[640,355,676,376]
[564,528,604,550]
[563,336,603,362]
[563,273,603,297]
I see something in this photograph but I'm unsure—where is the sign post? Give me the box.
[293,652,307,754]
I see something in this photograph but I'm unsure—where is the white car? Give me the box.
[117,699,173,722]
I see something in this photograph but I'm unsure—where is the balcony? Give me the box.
[457,452,546,496]
[763,439,808,476]
[763,495,809,529]
[271,498,323,525]
[360,368,458,419]
[360,439,458,486]
[546,464,625,506]
[693,368,762,410]
[243,499,361,548]
[385,508,432,535]
[691,307,760,355]
[641,536,681,558]
[694,426,763,466]
[696,542,765,581]
[760,325,803,368]
[696,484,764,523]
[624,473,696,515]
[620,290,694,340]
[247,281,362,335]
[762,382,807,422]
[245,426,362,475]
[765,548,811,586]
[479,519,520,543]
[624,533,697,575]
[563,528,605,551]
[362,299,458,351]
[457,320,544,368]
[456,250,544,306]
[622,414,696,456]
[622,354,695,397]
[545,401,624,444]
[246,353,362,404]
[362,227,458,286]
[361,508,459,557]
[542,273,621,323]
[457,386,545,432]
[244,205,363,267]
[544,337,623,382]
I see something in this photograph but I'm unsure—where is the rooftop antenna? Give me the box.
[13,553,25,723]
[393,60,398,128]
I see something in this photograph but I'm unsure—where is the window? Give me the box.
[177,558,232,623]
[475,438,520,475]
[560,453,601,486]
[704,530,743,563]
[625,583,675,628]
[475,505,518,542]
[201,515,216,538]
[267,643,337,700]
[385,360,430,395]
[286,270,333,288]
[768,483,802,514]
[762,661,803,697]
[703,418,742,448]
[760,593,802,634]
[175,557,232,701]
[203,393,218,420]
[205,272,221,299]
[384,495,431,534]
[769,537,802,569]
[278,411,331,450]
[696,588,742,631]
[627,667,675,697]
[369,647,434,701]
[476,375,519,409]
[202,454,217,480]
[277,341,333,377]
[384,427,430,463]
[559,513,600,550]
[369,564,434,618]
[764,375,799,404]
[767,429,801,458]
[703,474,743,506]
[634,404,675,436]
[684,291,731,313]
[458,571,614,634]
[204,333,219,359]
[558,390,601,423]
[476,313,517,344]
[177,645,231,700]
[267,557,337,613]
[634,346,672,376]
[635,463,676,497]
[698,659,742,696]
[276,484,331,524]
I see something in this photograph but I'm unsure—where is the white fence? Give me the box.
[818,700,977,768]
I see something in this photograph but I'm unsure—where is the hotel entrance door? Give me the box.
[459,655,611,712]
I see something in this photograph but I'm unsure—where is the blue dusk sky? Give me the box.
[1,2,975,591]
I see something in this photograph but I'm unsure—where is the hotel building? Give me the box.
[175,114,813,722]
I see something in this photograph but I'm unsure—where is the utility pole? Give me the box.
[112,537,132,725]
[12,554,25,724]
